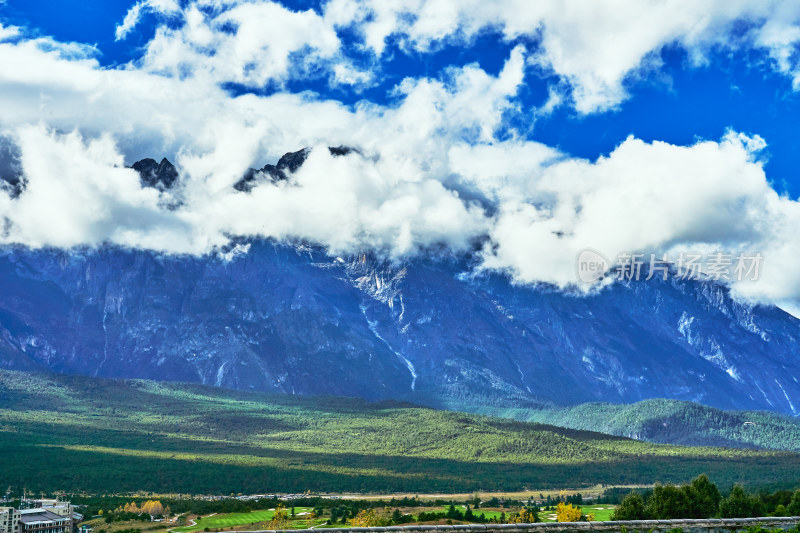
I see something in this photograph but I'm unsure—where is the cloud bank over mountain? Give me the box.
[2,1,800,310]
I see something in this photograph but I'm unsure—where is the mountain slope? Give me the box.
[0,241,798,415]
[2,370,800,493]
[472,399,800,451]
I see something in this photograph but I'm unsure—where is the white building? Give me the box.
[0,508,20,533]
[0,502,74,533]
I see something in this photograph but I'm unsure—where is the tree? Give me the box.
[556,503,582,522]
[349,509,390,527]
[445,505,463,520]
[719,486,762,518]
[141,501,164,518]
[687,475,721,518]
[269,504,289,530]
[305,510,316,528]
[509,508,538,523]
[788,490,800,516]
[612,492,647,521]
[646,485,692,519]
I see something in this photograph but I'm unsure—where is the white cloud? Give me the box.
[116,0,181,41]
[332,62,374,87]
[109,0,800,110]
[204,145,489,256]
[0,22,19,42]
[324,0,800,113]
[479,133,784,286]
[753,2,800,89]
[116,2,146,41]
[2,0,800,312]
[5,126,192,251]
[140,1,342,87]
[0,32,526,256]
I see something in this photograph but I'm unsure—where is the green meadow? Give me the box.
[172,508,317,532]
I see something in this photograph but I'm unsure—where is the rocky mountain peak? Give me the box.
[131,157,179,191]
[234,146,356,192]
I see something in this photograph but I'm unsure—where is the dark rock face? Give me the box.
[233,166,280,193]
[234,148,310,192]
[234,147,355,192]
[328,146,356,157]
[0,175,24,199]
[276,148,311,173]
[0,242,798,414]
[0,139,23,198]
[131,158,179,190]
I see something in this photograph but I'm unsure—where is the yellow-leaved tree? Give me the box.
[556,502,582,522]
[509,508,538,523]
[348,509,391,527]
[305,510,316,528]
[141,501,165,517]
[269,504,289,530]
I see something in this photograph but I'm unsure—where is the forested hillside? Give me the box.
[474,399,800,451]
[2,371,800,494]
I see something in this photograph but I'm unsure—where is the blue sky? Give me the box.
[2,0,800,308]
[3,0,799,197]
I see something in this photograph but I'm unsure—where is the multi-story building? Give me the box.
[17,509,71,533]
[24,503,73,524]
[0,508,20,533]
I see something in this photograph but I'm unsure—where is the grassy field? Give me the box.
[79,509,324,533]
[582,506,616,521]
[166,504,618,530]
[2,370,800,494]
[537,505,617,523]
[172,508,319,532]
